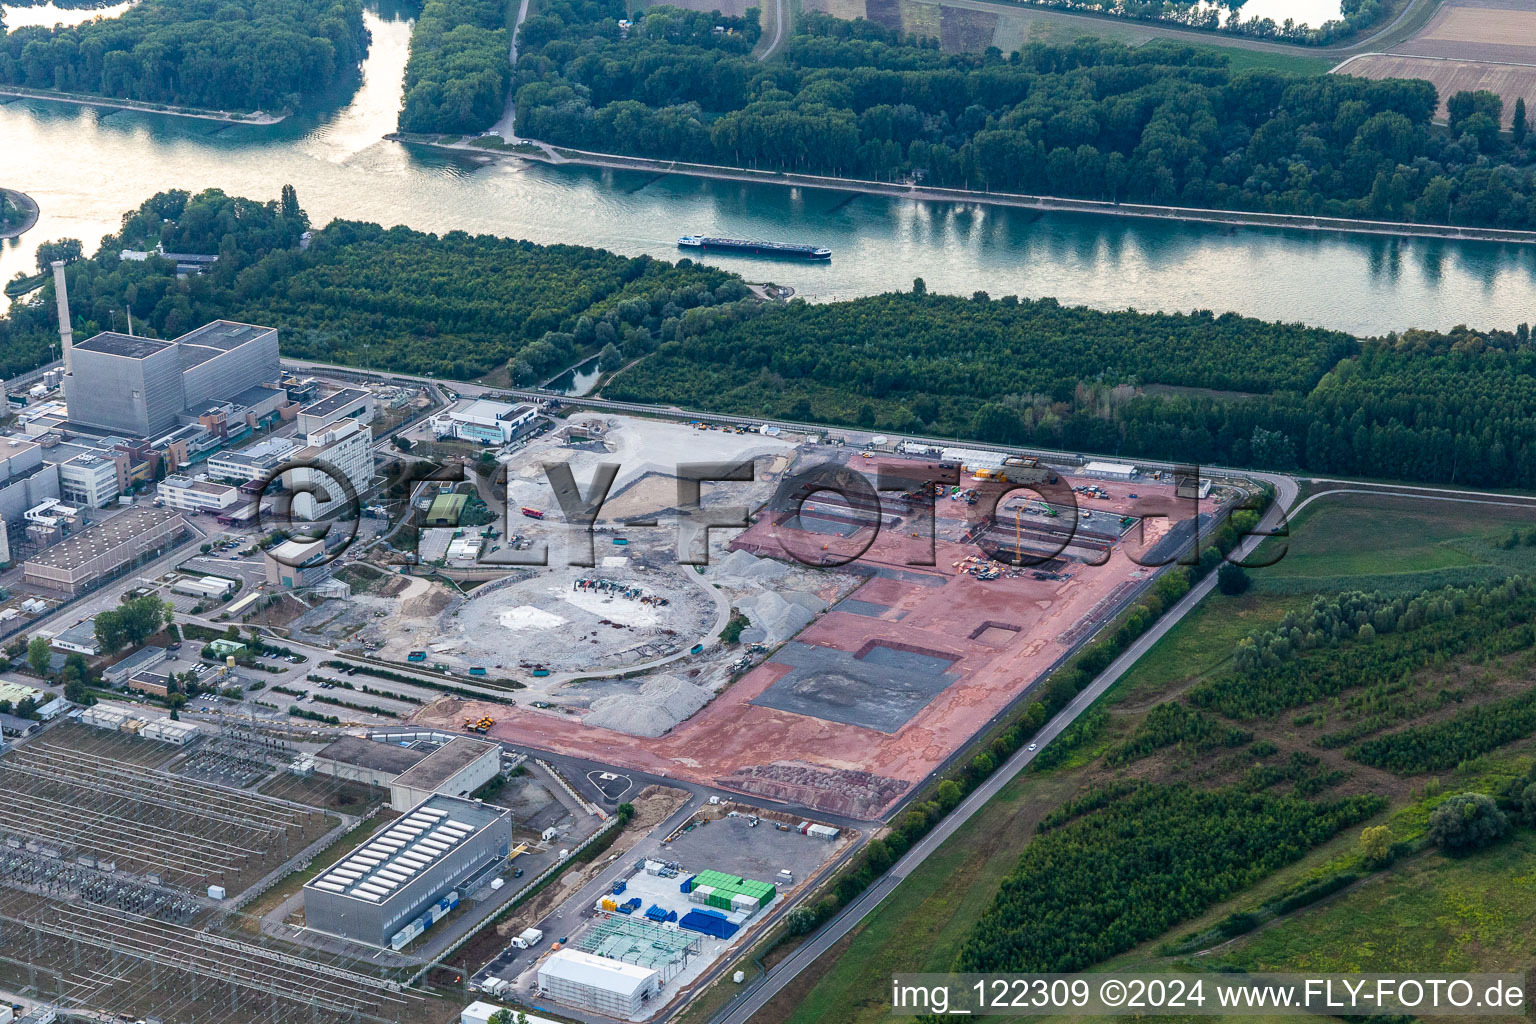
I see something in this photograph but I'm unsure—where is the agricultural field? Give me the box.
[1339,54,1536,127]
[765,491,1536,1024]
[1337,0,1536,126]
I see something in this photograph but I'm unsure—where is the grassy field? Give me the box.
[1215,828,1536,973]
[764,489,1536,1024]
[1254,491,1536,594]
[770,768,1086,1024]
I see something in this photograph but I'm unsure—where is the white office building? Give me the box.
[430,400,536,445]
[537,949,663,1017]
[56,453,120,508]
[206,437,299,484]
[283,417,373,520]
[157,474,240,514]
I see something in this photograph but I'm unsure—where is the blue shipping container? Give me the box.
[612,881,627,895]
[679,875,695,893]
[626,897,642,910]
[680,909,739,939]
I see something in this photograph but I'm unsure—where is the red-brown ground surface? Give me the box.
[424,463,1205,820]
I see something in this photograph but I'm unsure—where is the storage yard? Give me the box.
[487,809,846,1020]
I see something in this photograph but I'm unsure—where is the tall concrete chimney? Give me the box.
[52,259,74,375]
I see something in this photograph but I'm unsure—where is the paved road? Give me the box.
[713,470,1298,1024]
[489,0,535,139]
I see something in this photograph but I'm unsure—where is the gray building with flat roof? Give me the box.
[22,506,187,594]
[67,321,279,436]
[302,794,512,947]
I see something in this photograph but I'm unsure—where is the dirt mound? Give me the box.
[583,675,712,737]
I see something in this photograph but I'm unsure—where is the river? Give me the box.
[4,3,1535,337]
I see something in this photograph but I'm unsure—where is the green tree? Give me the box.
[1427,793,1509,854]
[34,238,83,273]
[1359,825,1393,866]
[1515,98,1528,147]
[1217,562,1251,597]
[598,342,623,373]
[94,609,128,654]
[26,635,52,678]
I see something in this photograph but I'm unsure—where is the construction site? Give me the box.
[0,721,464,1024]
[398,417,1237,820]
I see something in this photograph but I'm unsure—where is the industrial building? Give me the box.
[537,949,663,1017]
[0,437,62,536]
[264,537,331,587]
[431,400,536,445]
[296,388,373,435]
[48,617,101,655]
[308,735,501,810]
[54,452,120,507]
[312,735,437,787]
[103,646,169,685]
[302,794,512,947]
[1082,460,1137,481]
[169,573,237,600]
[387,736,500,811]
[65,321,281,437]
[22,506,187,594]
[157,474,241,514]
[281,417,373,520]
[206,437,299,484]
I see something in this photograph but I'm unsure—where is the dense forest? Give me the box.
[0,188,738,381]
[604,286,1536,489]
[512,5,1536,229]
[397,0,510,133]
[0,0,368,112]
[953,783,1383,971]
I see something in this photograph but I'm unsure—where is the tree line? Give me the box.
[0,0,369,113]
[511,7,1536,230]
[2,188,737,385]
[1232,577,1533,673]
[397,0,509,133]
[997,0,1389,46]
[1187,584,1536,719]
[1350,687,1536,774]
[953,782,1383,971]
[1103,701,1251,767]
[605,286,1536,490]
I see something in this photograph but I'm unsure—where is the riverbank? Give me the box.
[0,188,39,240]
[392,133,1536,247]
[0,87,282,124]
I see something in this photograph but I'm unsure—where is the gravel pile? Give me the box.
[736,589,827,645]
[584,674,714,737]
[712,549,790,582]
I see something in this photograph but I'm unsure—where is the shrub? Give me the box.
[1426,793,1509,854]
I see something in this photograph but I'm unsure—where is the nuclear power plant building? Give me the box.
[66,321,280,437]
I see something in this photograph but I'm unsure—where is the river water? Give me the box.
[4,4,1535,336]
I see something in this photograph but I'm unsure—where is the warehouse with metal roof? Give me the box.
[302,794,511,947]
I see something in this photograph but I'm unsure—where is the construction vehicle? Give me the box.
[464,715,495,733]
